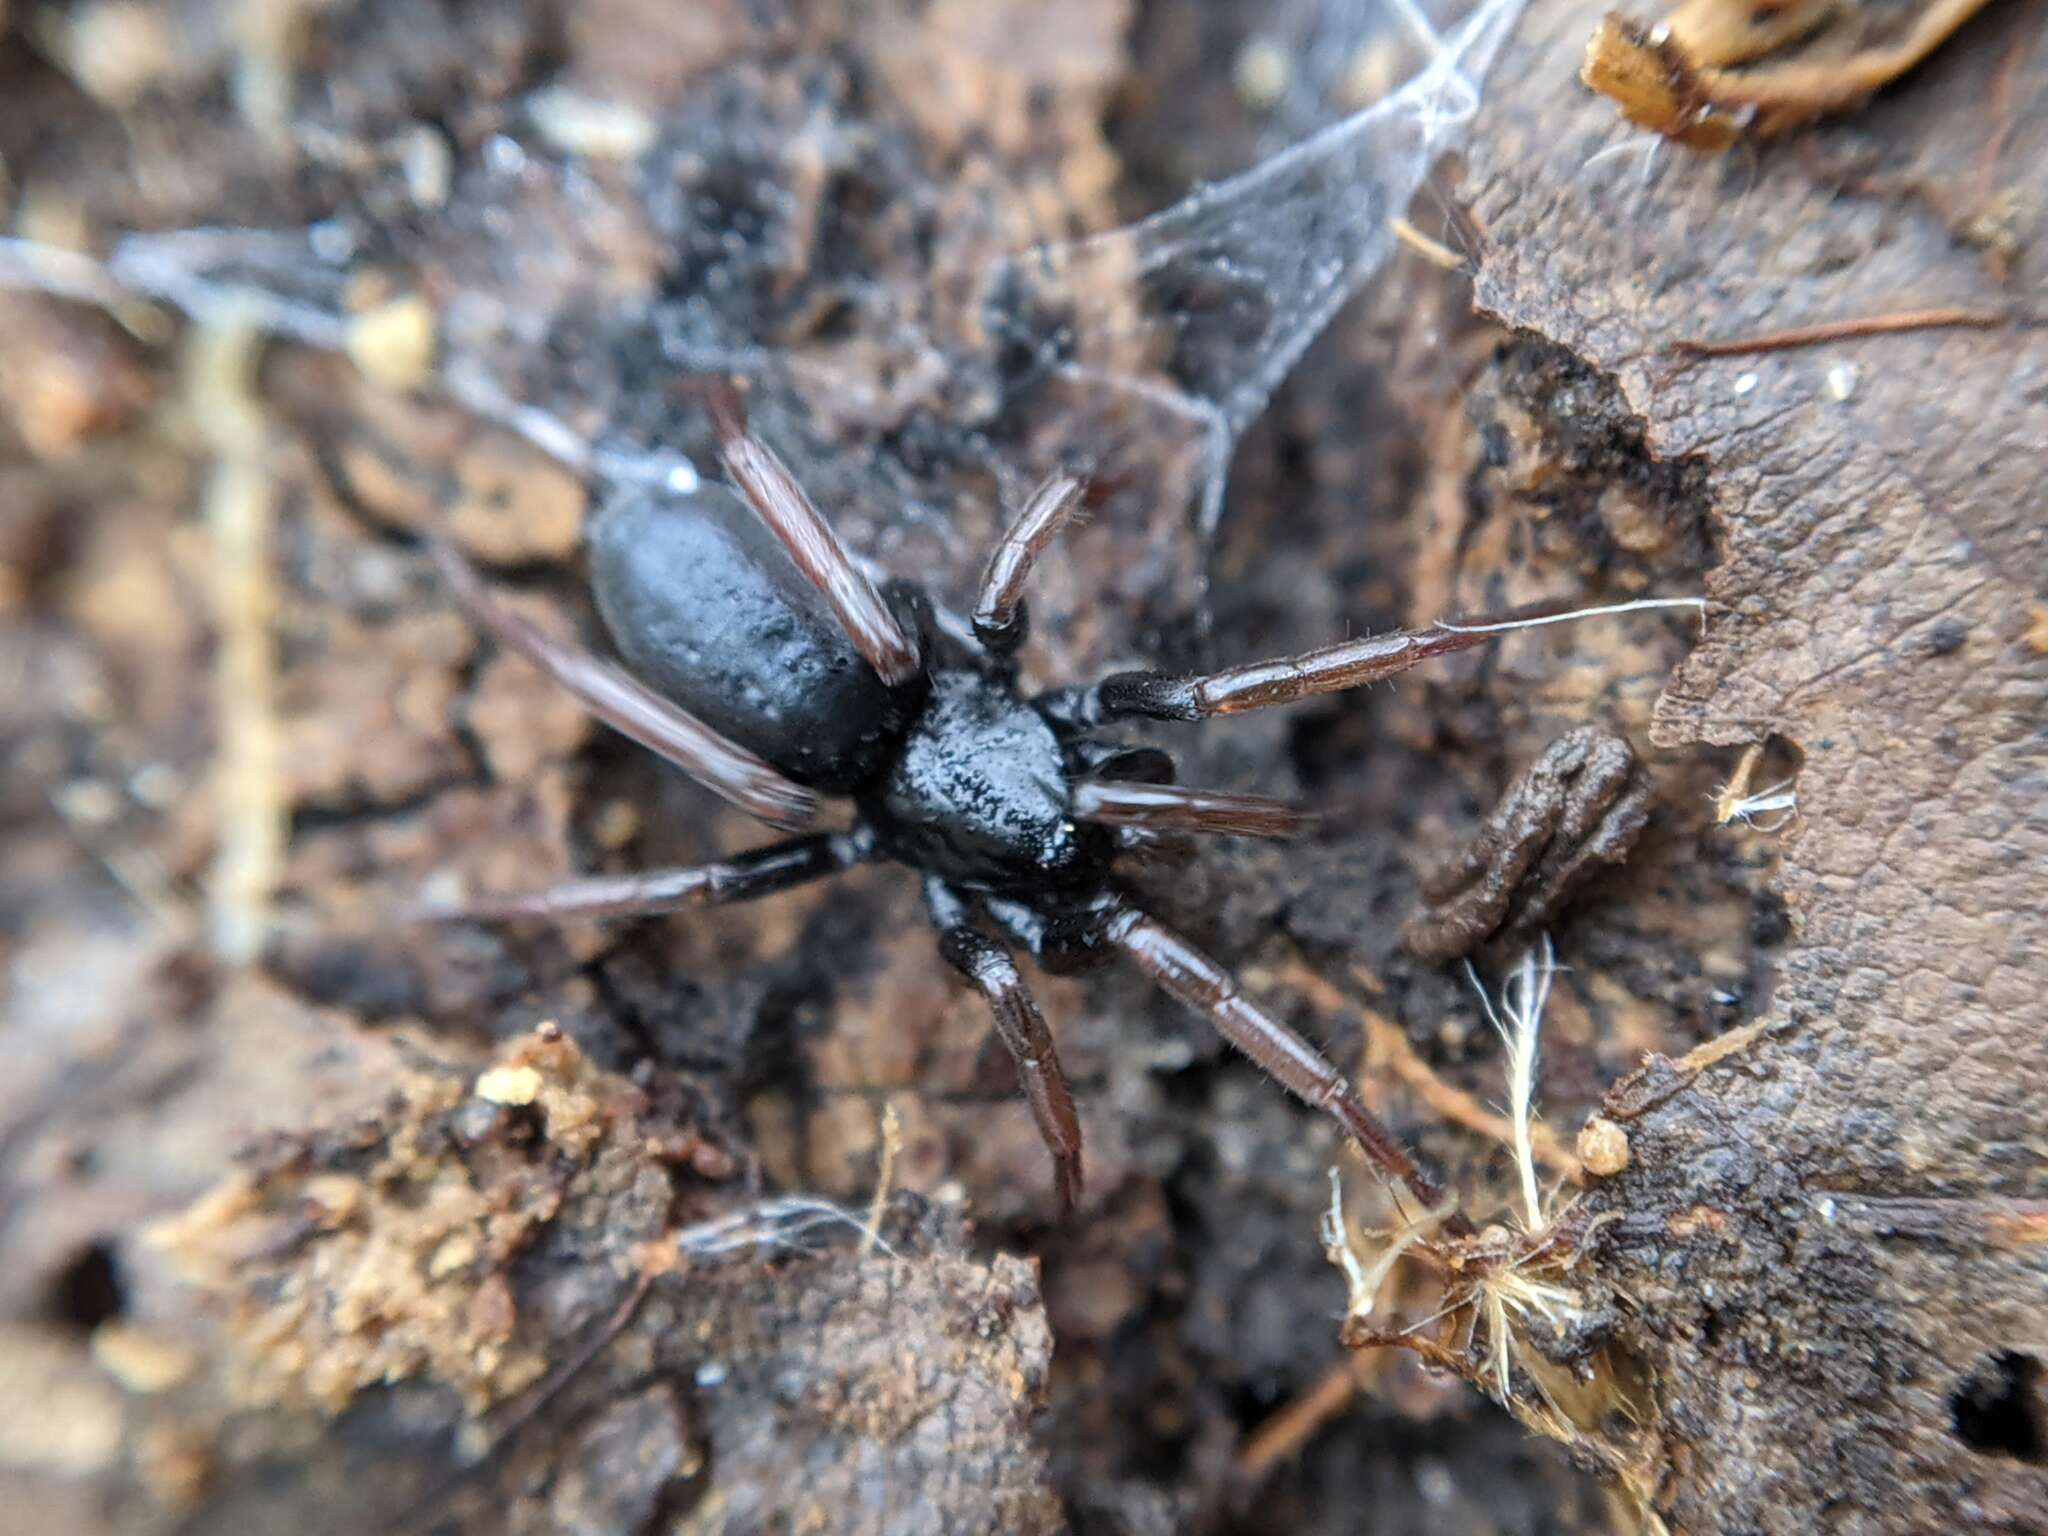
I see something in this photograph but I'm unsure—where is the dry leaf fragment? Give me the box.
[1584,0,2001,143]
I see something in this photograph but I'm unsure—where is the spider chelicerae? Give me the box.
[419,380,1650,1216]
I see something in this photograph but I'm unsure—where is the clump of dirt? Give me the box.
[1403,724,1654,962]
[144,1021,1064,1536]
[152,1023,730,1415]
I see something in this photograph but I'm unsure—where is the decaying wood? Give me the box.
[1471,0,2048,1527]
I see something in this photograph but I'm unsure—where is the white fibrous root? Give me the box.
[1321,1169,1456,1322]
[1480,1247,1585,1402]
[1321,937,1626,1426]
[1459,935,1610,1403]
[1720,781,1798,828]
[1712,741,1799,831]
[1466,933,1557,1231]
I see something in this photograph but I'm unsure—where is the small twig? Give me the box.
[1339,1321,1471,1374]
[486,1271,653,1446]
[1391,216,1466,272]
[1670,307,2008,358]
[194,308,286,966]
[399,1270,654,1535]
[1971,26,2034,209]
[1712,743,1762,817]
[860,1101,902,1259]
[1236,1359,1359,1481]
[1674,1015,1774,1075]
[1273,960,1583,1181]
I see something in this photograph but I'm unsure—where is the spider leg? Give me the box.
[408,832,870,923]
[1066,742,1175,783]
[1072,779,1307,840]
[697,380,921,685]
[429,538,816,830]
[972,471,1086,657]
[1109,908,1459,1221]
[1050,599,1650,723]
[926,879,1084,1212]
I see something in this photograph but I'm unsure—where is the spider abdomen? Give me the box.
[587,484,907,791]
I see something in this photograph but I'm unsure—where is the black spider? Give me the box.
[421,381,1558,1216]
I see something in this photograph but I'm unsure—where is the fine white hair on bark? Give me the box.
[1434,596,1707,636]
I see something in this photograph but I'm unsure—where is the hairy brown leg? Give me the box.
[1054,598,1698,724]
[1071,779,1307,840]
[972,471,1086,656]
[429,538,817,829]
[407,832,870,923]
[1111,908,1464,1226]
[697,380,921,685]
[927,880,1084,1213]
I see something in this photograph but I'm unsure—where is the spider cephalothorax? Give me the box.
[421,381,1622,1216]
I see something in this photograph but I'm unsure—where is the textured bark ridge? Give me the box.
[1466,2,2048,1529]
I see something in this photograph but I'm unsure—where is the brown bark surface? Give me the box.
[1465,1,2048,1530]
